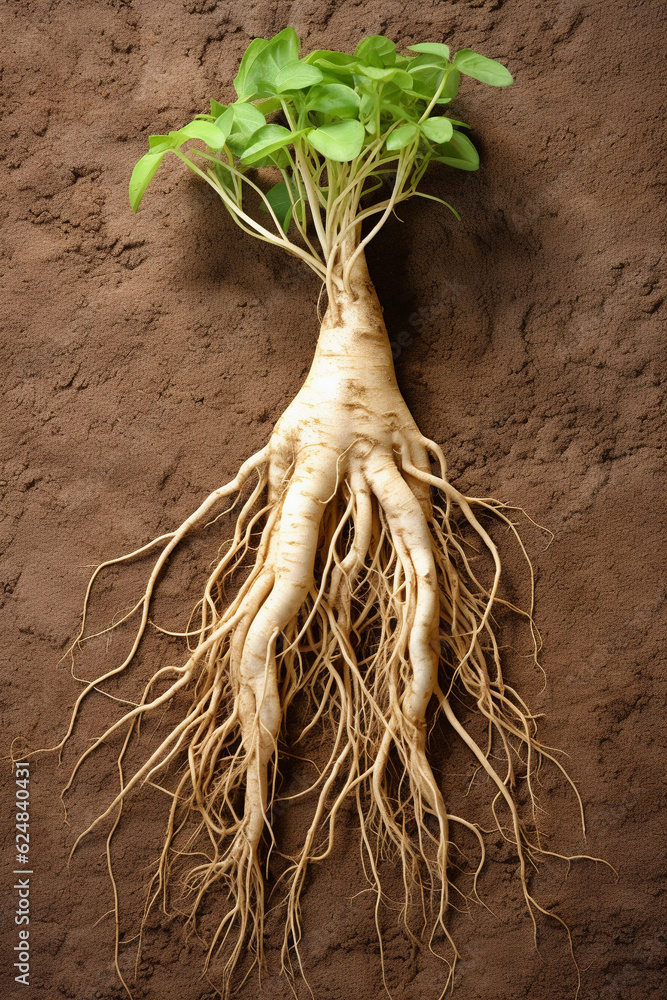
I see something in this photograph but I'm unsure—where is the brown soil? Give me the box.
[1,2,665,998]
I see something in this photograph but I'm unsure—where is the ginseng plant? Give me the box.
[53,28,600,999]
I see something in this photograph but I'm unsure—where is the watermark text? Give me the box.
[12,761,32,986]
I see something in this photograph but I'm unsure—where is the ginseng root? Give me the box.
[48,252,602,998]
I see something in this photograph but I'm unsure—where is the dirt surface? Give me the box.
[1,1,665,998]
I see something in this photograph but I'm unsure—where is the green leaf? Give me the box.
[264,26,300,66]
[306,83,360,118]
[405,55,448,100]
[304,51,358,86]
[433,130,479,170]
[379,99,418,123]
[308,119,365,161]
[421,116,454,144]
[210,98,226,118]
[259,178,303,232]
[223,103,266,134]
[386,123,418,151]
[355,64,413,89]
[233,37,270,99]
[217,103,266,155]
[305,50,358,69]
[214,162,235,195]
[408,42,450,61]
[439,68,460,102]
[355,36,396,68]
[233,29,301,98]
[274,60,323,92]
[245,27,301,96]
[453,49,513,86]
[359,92,375,119]
[247,148,291,169]
[254,96,282,115]
[129,149,168,212]
[148,134,171,150]
[240,124,302,165]
[176,121,228,149]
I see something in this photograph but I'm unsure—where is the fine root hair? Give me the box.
[34,437,608,999]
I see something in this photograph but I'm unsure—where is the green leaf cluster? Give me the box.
[129,28,512,279]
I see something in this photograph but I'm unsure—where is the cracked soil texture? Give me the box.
[1,2,664,999]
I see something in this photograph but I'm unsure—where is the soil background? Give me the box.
[1,1,665,999]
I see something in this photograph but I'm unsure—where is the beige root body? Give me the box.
[56,248,595,998]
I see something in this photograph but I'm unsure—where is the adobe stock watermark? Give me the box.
[11,761,32,987]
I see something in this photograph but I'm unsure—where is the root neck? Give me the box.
[305,248,398,394]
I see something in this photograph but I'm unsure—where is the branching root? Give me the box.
[46,432,605,999]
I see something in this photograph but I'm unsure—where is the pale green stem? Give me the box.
[190,148,292,242]
[173,151,327,278]
[334,186,413,245]
[418,68,451,123]
[281,149,324,262]
[277,166,322,262]
[281,100,329,255]
[326,137,385,222]
[342,148,411,292]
